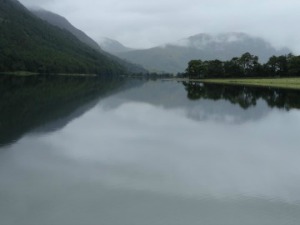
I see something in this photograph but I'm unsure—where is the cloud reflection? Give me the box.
[36,99,300,204]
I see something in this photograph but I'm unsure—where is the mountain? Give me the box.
[31,9,146,74]
[0,0,127,75]
[117,32,291,73]
[31,9,101,51]
[98,37,134,54]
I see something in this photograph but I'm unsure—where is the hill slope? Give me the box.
[117,33,291,73]
[31,9,102,51]
[31,9,146,74]
[0,0,126,75]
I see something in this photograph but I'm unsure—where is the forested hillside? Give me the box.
[31,9,147,74]
[0,0,126,75]
[31,9,102,51]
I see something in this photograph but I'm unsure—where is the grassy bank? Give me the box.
[170,77,300,90]
[201,78,300,90]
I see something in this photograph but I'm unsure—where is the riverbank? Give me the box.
[167,77,300,90]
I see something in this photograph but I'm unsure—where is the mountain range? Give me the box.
[113,33,291,73]
[0,0,292,75]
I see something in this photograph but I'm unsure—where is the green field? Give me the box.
[176,77,300,90]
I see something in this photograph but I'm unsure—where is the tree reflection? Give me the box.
[182,81,300,110]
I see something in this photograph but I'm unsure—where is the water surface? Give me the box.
[1,77,300,225]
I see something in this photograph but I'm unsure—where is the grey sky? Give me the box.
[20,0,300,52]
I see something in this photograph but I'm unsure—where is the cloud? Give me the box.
[19,0,300,52]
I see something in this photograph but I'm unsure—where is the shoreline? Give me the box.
[163,77,300,90]
[0,72,98,77]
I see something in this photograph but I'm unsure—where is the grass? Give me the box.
[171,77,300,90]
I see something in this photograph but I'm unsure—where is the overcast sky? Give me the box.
[20,0,300,52]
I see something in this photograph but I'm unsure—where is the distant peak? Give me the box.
[189,32,251,42]
[98,37,134,53]
[170,32,267,50]
[190,32,248,38]
[98,37,116,43]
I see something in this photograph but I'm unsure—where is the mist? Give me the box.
[19,0,300,53]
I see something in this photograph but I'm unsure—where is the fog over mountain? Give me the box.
[10,0,295,74]
[116,32,291,73]
[19,0,300,53]
[98,37,134,54]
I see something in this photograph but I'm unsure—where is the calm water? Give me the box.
[1,76,300,225]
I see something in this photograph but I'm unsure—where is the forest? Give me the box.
[185,52,300,78]
[0,0,127,75]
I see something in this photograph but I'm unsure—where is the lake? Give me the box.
[1,75,300,225]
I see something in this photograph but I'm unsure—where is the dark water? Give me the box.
[1,76,300,225]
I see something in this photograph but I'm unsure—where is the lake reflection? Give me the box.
[1,78,300,225]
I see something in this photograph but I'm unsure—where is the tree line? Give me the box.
[185,52,300,78]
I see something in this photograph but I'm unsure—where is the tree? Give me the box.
[288,55,300,77]
[186,60,205,78]
[203,60,224,78]
[265,55,288,77]
[239,52,260,76]
[224,57,244,77]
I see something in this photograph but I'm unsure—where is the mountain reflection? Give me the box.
[2,78,300,148]
[0,75,125,147]
[183,81,300,110]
